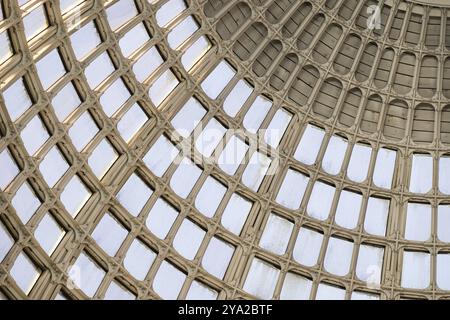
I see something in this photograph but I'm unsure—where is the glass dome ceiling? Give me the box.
[1,0,450,300]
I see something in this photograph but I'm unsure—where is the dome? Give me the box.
[1,0,450,300]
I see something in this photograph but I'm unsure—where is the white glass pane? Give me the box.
[0,222,14,261]
[36,50,66,89]
[409,154,433,194]
[70,21,101,60]
[401,251,430,289]
[438,204,450,242]
[276,169,309,210]
[119,24,149,57]
[170,158,202,198]
[243,258,279,300]
[60,175,91,217]
[21,116,49,155]
[364,197,389,236]
[322,135,347,175]
[148,70,179,107]
[335,190,362,230]
[117,173,153,216]
[217,135,248,175]
[88,139,118,179]
[153,261,186,300]
[171,97,207,138]
[307,181,335,221]
[405,203,432,241]
[69,252,105,297]
[173,219,205,260]
[84,52,115,88]
[259,214,293,255]
[439,156,450,194]
[10,252,40,295]
[201,60,235,99]
[0,149,19,190]
[243,96,272,134]
[143,136,178,177]
[221,193,252,235]
[293,227,323,267]
[437,254,450,290]
[195,118,227,157]
[133,47,164,82]
[241,152,272,191]
[146,198,178,239]
[60,0,83,12]
[68,112,98,151]
[294,124,325,165]
[11,182,40,223]
[195,177,227,218]
[167,16,198,49]
[52,82,81,121]
[39,146,69,187]
[91,213,127,256]
[105,0,137,30]
[264,109,292,148]
[3,78,32,121]
[123,239,156,280]
[100,78,130,117]
[104,281,135,300]
[347,143,372,183]
[202,237,234,279]
[117,103,148,142]
[373,148,396,189]
[223,79,253,117]
[315,283,345,300]
[280,273,312,300]
[23,6,47,41]
[356,244,384,285]
[34,213,64,255]
[324,237,353,276]
[155,0,186,26]
[186,281,218,300]
[181,36,211,71]
[0,30,12,64]
[351,291,379,300]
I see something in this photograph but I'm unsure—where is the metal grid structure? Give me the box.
[1,0,450,300]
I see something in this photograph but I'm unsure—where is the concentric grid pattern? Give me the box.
[0,0,450,301]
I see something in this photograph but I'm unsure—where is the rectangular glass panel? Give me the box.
[323,237,353,276]
[170,158,202,198]
[401,251,430,289]
[307,181,335,221]
[410,153,433,193]
[152,261,186,299]
[243,258,279,300]
[223,79,253,117]
[259,213,294,255]
[275,169,309,210]
[201,60,235,99]
[293,227,323,267]
[116,173,153,217]
[373,148,396,189]
[405,202,432,241]
[202,237,234,279]
[364,197,389,236]
[294,124,325,165]
[280,273,312,300]
[347,143,372,183]
[322,135,347,175]
[123,239,156,280]
[335,190,362,230]
[173,219,206,260]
